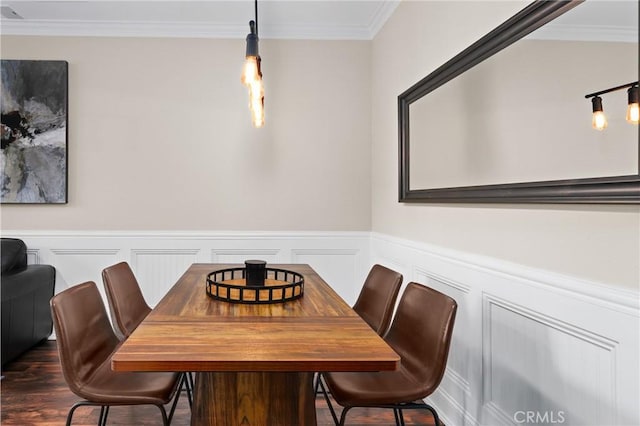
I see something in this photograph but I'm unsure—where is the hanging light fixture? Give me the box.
[585,81,639,131]
[241,0,264,128]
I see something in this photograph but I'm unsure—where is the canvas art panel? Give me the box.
[1,59,68,203]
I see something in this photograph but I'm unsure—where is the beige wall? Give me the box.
[0,36,372,230]
[371,1,640,290]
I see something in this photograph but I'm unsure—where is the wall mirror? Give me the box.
[398,0,639,203]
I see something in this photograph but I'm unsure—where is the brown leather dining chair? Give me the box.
[101,262,152,341]
[50,281,184,426]
[352,264,403,336]
[102,261,193,404]
[315,264,402,394]
[319,282,457,426]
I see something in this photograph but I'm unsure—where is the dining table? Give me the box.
[111,263,400,426]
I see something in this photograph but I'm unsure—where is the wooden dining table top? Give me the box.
[111,263,400,373]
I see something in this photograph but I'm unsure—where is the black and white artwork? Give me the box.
[1,60,68,203]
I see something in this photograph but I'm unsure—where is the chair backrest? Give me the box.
[385,282,457,395]
[50,281,120,397]
[352,264,403,336]
[102,262,151,340]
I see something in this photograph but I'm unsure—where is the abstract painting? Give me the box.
[1,60,68,203]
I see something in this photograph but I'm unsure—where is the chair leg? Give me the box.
[390,401,441,426]
[338,406,352,426]
[66,401,114,426]
[65,400,175,426]
[423,403,441,426]
[65,402,82,426]
[318,376,341,426]
[185,373,193,408]
[393,408,402,426]
[98,405,109,426]
[156,404,170,426]
[167,378,183,424]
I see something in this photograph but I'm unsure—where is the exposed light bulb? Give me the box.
[248,79,264,128]
[592,111,608,131]
[626,86,639,124]
[626,103,639,124]
[591,96,607,131]
[252,105,264,128]
[241,56,260,86]
[242,13,264,128]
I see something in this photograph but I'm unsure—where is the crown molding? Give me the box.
[0,0,400,40]
[528,24,638,43]
[366,0,400,39]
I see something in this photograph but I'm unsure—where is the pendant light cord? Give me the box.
[254,0,258,36]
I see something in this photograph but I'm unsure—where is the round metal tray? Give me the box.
[206,267,304,304]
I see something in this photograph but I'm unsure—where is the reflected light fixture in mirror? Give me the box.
[585,81,639,131]
[398,0,639,204]
[241,0,265,128]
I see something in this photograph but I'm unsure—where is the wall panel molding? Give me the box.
[5,230,370,307]
[481,294,618,425]
[372,232,639,312]
[26,248,40,264]
[210,248,281,263]
[371,232,639,426]
[4,230,637,425]
[50,248,121,256]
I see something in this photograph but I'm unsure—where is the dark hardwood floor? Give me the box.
[1,341,438,425]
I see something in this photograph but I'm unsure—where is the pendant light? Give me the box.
[241,0,264,128]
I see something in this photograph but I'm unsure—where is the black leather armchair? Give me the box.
[1,238,56,367]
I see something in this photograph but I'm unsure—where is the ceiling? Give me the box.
[0,1,637,41]
[0,1,400,40]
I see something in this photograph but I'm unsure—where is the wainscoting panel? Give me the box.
[371,233,639,426]
[292,249,362,303]
[415,269,474,414]
[483,295,617,426]
[210,248,281,264]
[131,249,201,306]
[47,247,122,304]
[6,231,370,308]
[5,230,638,426]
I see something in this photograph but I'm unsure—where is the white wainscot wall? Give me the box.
[371,233,639,426]
[5,230,639,426]
[6,231,370,309]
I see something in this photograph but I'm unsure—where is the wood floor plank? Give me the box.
[1,341,437,425]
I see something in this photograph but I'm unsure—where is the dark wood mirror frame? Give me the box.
[398,0,640,204]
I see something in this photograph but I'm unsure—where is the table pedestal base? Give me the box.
[191,371,317,426]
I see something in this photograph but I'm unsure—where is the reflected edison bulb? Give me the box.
[627,103,640,124]
[627,86,639,125]
[591,96,607,131]
[592,111,608,131]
